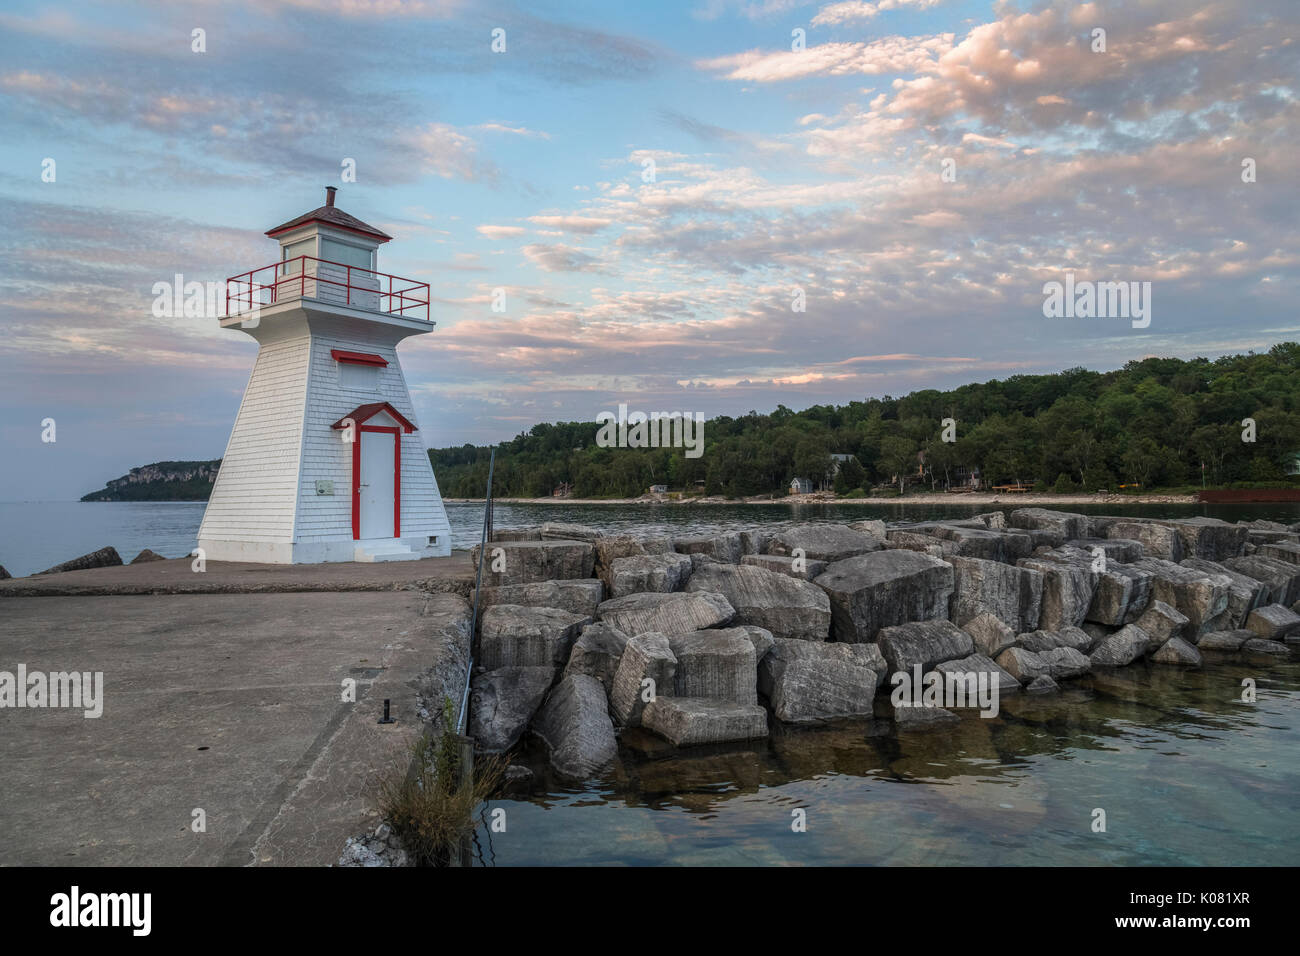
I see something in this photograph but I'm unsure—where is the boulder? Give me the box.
[1008,508,1089,539]
[1039,646,1092,680]
[667,629,758,704]
[640,697,768,746]
[1245,604,1300,642]
[1089,624,1150,667]
[1157,517,1248,561]
[923,525,1033,563]
[1180,558,1269,629]
[1242,638,1290,657]
[741,553,828,581]
[1259,541,1300,566]
[607,552,693,597]
[594,534,670,586]
[949,556,1042,632]
[36,546,123,575]
[684,563,831,641]
[1026,675,1059,694]
[1221,555,1300,606]
[893,705,960,729]
[532,674,618,778]
[1069,537,1144,563]
[470,539,595,587]
[1017,557,1094,630]
[479,579,604,618]
[1133,600,1189,648]
[735,624,776,663]
[975,511,1007,530]
[597,590,734,636]
[1107,522,1184,561]
[964,612,1017,658]
[847,519,887,538]
[609,632,676,726]
[1131,559,1231,638]
[994,647,1049,684]
[934,653,1020,697]
[469,666,556,753]
[491,527,541,541]
[1015,627,1091,654]
[875,619,973,674]
[740,530,771,555]
[1150,636,1202,666]
[478,605,589,670]
[0,564,9,580]
[129,549,167,564]
[1029,546,1151,625]
[673,533,744,564]
[770,523,884,563]
[563,623,630,689]
[758,639,886,722]
[540,521,601,543]
[883,531,953,557]
[1197,630,1253,652]
[814,550,955,643]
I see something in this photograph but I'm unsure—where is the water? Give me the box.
[481,660,1300,866]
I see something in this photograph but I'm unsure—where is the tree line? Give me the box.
[428,343,1300,499]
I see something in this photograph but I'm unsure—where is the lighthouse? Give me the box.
[197,188,452,563]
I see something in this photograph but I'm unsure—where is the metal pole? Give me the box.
[457,446,496,736]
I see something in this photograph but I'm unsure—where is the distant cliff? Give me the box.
[81,460,221,502]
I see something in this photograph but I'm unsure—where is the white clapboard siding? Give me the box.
[198,335,310,544]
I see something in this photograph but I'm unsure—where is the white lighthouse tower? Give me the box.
[198,188,452,563]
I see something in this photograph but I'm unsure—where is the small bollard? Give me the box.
[378,698,395,724]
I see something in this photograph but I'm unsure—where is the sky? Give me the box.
[1,0,1297,500]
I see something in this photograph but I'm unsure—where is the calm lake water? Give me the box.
[3,499,1297,866]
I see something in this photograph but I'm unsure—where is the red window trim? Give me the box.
[351,425,402,541]
[331,349,388,367]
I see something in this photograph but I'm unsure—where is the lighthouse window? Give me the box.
[339,362,380,391]
[281,237,314,274]
[320,238,374,275]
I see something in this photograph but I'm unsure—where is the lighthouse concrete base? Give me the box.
[197,534,450,565]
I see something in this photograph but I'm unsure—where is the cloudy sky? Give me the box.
[1,0,1297,500]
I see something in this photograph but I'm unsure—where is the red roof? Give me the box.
[331,402,416,433]
[266,201,392,243]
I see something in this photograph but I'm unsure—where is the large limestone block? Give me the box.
[1131,558,1230,638]
[949,556,1042,632]
[540,522,601,543]
[1133,600,1188,647]
[875,619,973,674]
[471,539,595,586]
[478,605,589,670]
[1150,636,1202,666]
[1260,541,1300,566]
[479,579,604,618]
[1245,604,1300,642]
[607,552,693,597]
[609,632,676,726]
[741,553,828,581]
[596,590,734,636]
[1018,556,1094,630]
[1107,521,1184,561]
[1007,508,1089,540]
[934,653,1021,697]
[1089,623,1150,666]
[532,674,618,778]
[685,563,831,641]
[667,629,758,704]
[563,622,631,689]
[814,550,955,643]
[963,612,1017,658]
[1180,558,1269,629]
[1157,517,1248,561]
[769,524,884,563]
[641,697,768,746]
[673,533,744,564]
[469,666,555,753]
[758,639,885,722]
[1221,555,1300,606]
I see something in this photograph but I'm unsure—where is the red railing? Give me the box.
[225,255,430,321]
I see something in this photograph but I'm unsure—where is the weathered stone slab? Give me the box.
[1031,546,1151,625]
[471,539,595,587]
[1108,522,1184,561]
[994,646,1048,684]
[892,705,960,729]
[532,674,618,778]
[883,531,953,557]
[814,550,955,643]
[1180,558,1269,630]
[1260,541,1300,566]
[667,629,758,704]
[1008,508,1089,540]
[1131,558,1230,638]
[37,546,123,575]
[1197,629,1253,652]
[596,590,734,636]
[1026,675,1059,694]
[875,619,973,675]
[769,524,883,563]
[640,697,768,746]
[1133,600,1188,648]
[847,519,887,538]
[758,639,885,722]
[470,666,555,753]
[563,622,630,689]
[1151,636,1202,666]
[1015,627,1091,654]
[673,533,744,564]
[964,612,1017,658]
[1221,555,1300,606]
[934,653,1020,696]
[1089,623,1150,667]
[685,563,831,641]
[479,579,604,618]
[1245,604,1300,641]
[741,553,828,581]
[1242,638,1290,657]
[949,556,1042,632]
[478,605,589,670]
[540,522,601,543]
[1018,556,1094,630]
[1157,517,1248,561]
[1039,646,1092,680]
[491,527,541,542]
[1070,538,1144,563]
[609,632,676,726]
[607,552,693,597]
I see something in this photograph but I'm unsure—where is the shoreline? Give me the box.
[446,492,1202,507]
